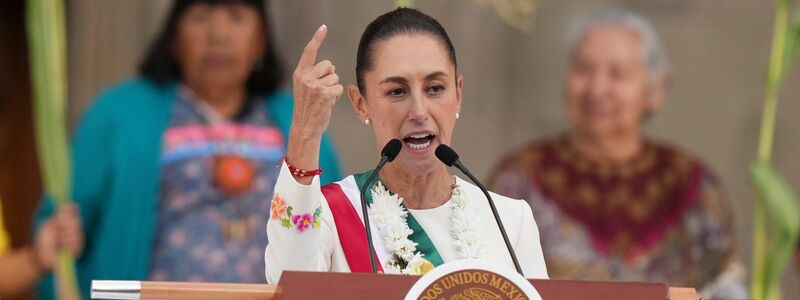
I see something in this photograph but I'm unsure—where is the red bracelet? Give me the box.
[284,157,323,177]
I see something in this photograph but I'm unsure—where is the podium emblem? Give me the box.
[405,260,542,300]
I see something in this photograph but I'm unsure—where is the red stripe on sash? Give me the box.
[321,183,384,273]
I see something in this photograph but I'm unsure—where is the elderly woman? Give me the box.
[33,0,340,298]
[265,8,548,282]
[488,9,746,298]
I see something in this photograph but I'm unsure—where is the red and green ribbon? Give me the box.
[354,171,446,267]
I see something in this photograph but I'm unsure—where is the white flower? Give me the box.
[404,253,428,275]
[384,258,402,274]
[368,181,486,275]
[450,184,485,259]
[369,182,419,267]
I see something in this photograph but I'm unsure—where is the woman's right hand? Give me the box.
[34,203,83,272]
[287,25,342,180]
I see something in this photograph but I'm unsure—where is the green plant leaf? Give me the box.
[750,161,800,300]
[395,0,413,8]
[751,162,800,234]
[26,0,79,298]
[766,0,791,93]
[779,21,800,81]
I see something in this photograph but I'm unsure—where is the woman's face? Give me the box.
[566,25,663,140]
[174,3,264,93]
[350,34,462,175]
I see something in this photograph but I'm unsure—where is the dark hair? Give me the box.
[139,0,283,97]
[356,7,457,92]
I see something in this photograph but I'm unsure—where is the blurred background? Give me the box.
[1,0,799,298]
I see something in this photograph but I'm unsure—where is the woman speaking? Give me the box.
[265,8,547,282]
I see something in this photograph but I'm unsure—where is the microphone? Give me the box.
[435,144,524,275]
[359,139,402,273]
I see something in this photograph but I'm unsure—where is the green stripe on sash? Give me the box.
[354,171,445,267]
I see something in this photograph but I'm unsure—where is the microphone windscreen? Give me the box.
[435,144,459,167]
[381,139,403,162]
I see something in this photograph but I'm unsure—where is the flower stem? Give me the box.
[752,1,789,299]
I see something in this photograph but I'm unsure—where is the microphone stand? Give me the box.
[358,159,387,274]
[453,160,524,275]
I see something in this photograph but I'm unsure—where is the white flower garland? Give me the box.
[448,184,486,260]
[368,181,485,275]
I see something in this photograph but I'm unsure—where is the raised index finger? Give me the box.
[297,24,328,71]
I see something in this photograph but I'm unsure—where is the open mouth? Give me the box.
[402,132,436,151]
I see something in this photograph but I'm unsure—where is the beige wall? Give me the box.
[67,0,800,293]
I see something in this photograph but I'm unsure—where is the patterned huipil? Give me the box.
[488,135,747,299]
[150,87,284,282]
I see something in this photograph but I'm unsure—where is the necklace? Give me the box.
[368,181,485,275]
[181,87,259,243]
[213,155,255,196]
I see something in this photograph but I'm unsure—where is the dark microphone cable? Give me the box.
[359,139,402,273]
[435,144,524,275]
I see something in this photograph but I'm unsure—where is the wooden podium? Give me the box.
[92,271,698,300]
